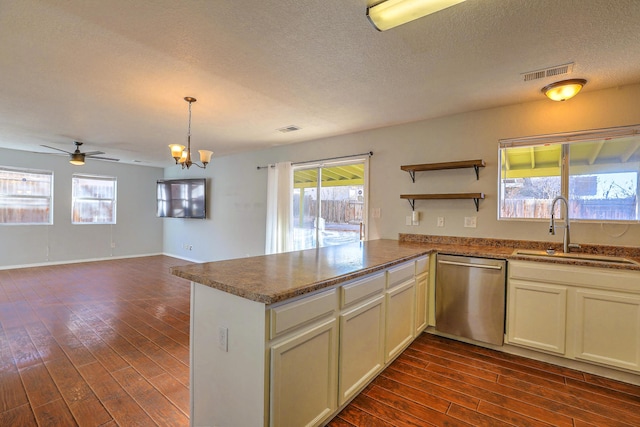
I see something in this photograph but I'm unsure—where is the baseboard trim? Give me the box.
[0,252,165,271]
[161,252,205,263]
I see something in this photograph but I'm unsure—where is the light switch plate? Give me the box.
[464,216,477,228]
[218,326,228,352]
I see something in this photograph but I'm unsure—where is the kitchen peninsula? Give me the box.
[171,236,640,427]
[171,239,432,427]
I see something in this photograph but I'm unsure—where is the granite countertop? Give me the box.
[171,236,640,304]
[400,234,640,271]
[170,239,431,304]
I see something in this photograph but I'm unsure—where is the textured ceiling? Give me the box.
[1,0,640,167]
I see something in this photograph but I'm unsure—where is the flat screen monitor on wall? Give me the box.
[156,178,206,219]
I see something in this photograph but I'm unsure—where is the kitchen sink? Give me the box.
[511,249,640,266]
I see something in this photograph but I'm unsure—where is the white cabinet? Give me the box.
[385,279,415,362]
[269,289,338,427]
[269,288,337,339]
[574,289,640,371]
[338,273,386,406]
[507,260,640,373]
[507,280,567,354]
[270,318,338,427]
[385,262,416,363]
[338,294,385,405]
[414,256,429,335]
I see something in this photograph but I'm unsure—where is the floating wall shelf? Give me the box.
[400,193,485,212]
[401,159,486,182]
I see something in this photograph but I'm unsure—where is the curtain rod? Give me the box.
[257,151,373,170]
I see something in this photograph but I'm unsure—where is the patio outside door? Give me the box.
[292,158,368,251]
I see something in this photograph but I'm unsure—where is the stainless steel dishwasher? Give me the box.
[435,254,506,346]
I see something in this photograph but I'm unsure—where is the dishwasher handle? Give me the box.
[437,259,503,270]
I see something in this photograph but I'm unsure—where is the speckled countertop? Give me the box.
[400,233,640,271]
[171,236,640,304]
[170,239,430,304]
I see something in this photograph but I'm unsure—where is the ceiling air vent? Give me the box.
[277,125,301,133]
[522,63,574,82]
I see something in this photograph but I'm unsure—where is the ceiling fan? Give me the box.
[41,141,119,165]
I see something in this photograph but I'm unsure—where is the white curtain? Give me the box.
[265,161,293,254]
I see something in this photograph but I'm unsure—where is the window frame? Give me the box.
[498,124,640,223]
[0,166,53,225]
[71,174,117,225]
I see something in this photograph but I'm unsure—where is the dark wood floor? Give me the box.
[1,256,639,426]
[330,334,640,427]
[0,256,192,426]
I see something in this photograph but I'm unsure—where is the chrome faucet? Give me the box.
[549,195,577,253]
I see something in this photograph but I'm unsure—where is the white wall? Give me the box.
[4,84,637,268]
[0,148,164,268]
[163,83,640,262]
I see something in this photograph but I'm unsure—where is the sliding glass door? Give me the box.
[292,158,368,251]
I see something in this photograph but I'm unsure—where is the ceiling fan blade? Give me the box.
[41,144,72,154]
[88,156,120,162]
[83,151,105,156]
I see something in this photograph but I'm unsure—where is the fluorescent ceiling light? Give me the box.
[367,0,467,31]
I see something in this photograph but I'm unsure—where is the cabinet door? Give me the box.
[414,272,428,335]
[507,280,567,355]
[385,279,415,363]
[338,294,385,405]
[270,318,338,427]
[574,289,640,371]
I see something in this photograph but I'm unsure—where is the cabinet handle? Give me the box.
[437,260,503,270]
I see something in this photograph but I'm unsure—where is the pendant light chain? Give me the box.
[186,98,193,165]
[187,99,192,151]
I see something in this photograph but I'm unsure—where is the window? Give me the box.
[72,174,117,224]
[0,167,53,225]
[499,125,640,222]
[293,159,368,250]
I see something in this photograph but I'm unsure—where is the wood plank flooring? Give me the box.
[0,256,192,426]
[1,256,639,426]
[329,333,640,427]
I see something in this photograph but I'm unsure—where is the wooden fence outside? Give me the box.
[294,198,364,224]
[501,197,637,220]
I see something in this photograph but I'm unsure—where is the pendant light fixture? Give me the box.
[366,0,467,31]
[168,97,214,169]
[541,79,587,102]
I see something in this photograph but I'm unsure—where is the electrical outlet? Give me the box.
[218,326,228,352]
[372,208,381,218]
[437,217,444,227]
[110,242,116,248]
[405,216,412,226]
[464,216,477,228]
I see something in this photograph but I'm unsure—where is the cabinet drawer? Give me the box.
[340,273,385,308]
[269,289,337,339]
[415,256,429,276]
[387,262,415,289]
